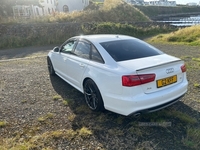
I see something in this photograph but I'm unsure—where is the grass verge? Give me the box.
[148,25,200,46]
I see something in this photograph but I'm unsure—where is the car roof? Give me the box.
[74,34,135,43]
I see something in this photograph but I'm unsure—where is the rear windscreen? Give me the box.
[100,39,163,62]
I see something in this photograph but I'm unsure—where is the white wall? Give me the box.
[32,6,43,16]
[39,0,57,15]
[57,0,89,12]
[13,0,89,18]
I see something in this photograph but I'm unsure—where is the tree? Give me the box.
[0,0,14,16]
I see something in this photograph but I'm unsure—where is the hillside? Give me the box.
[148,25,200,46]
[47,0,150,23]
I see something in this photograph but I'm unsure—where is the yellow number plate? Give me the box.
[157,75,177,88]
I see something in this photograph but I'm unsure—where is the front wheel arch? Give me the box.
[47,56,55,75]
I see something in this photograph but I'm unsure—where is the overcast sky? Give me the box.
[145,0,200,5]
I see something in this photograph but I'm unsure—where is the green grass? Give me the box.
[38,113,54,122]
[78,127,93,138]
[0,107,199,149]
[0,121,7,128]
[0,127,92,149]
[53,95,62,101]
[192,58,200,62]
[67,114,76,122]
[63,99,73,106]
[82,22,175,38]
[0,22,175,50]
[182,127,200,149]
[142,109,197,124]
[21,99,27,103]
[194,83,200,88]
[75,105,92,114]
[148,25,200,46]
[182,57,200,70]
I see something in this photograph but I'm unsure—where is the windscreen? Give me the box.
[100,39,163,62]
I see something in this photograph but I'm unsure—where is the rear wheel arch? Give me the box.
[83,77,92,88]
[83,78,105,111]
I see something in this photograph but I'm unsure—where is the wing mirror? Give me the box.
[53,46,60,52]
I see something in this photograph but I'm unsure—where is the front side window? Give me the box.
[61,40,77,54]
[74,41,90,59]
[100,39,163,62]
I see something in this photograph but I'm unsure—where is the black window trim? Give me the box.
[60,38,78,54]
[73,39,91,59]
[74,38,105,64]
[59,38,105,64]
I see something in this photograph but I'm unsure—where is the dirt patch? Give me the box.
[0,44,200,149]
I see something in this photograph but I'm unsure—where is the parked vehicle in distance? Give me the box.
[47,34,188,116]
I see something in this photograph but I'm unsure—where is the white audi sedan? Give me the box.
[47,34,188,116]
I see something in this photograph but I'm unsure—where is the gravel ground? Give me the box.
[0,44,200,150]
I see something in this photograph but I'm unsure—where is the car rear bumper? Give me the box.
[130,94,184,115]
[103,80,188,116]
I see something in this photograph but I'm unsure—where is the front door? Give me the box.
[66,40,91,90]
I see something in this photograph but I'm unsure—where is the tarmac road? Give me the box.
[0,45,56,60]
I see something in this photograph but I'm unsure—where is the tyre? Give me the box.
[83,79,104,111]
[47,57,55,75]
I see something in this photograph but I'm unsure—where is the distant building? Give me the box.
[148,0,176,6]
[186,2,198,6]
[125,0,145,5]
[57,0,89,13]
[13,0,57,18]
[13,5,42,18]
[39,0,57,14]
[124,0,176,6]
[13,0,89,18]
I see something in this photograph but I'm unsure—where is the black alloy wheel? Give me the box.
[47,57,55,75]
[84,79,104,111]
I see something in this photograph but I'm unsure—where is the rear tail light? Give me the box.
[122,74,156,87]
[181,64,186,73]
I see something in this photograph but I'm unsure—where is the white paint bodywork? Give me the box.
[48,34,188,116]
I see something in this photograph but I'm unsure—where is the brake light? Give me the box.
[122,74,156,87]
[181,64,186,73]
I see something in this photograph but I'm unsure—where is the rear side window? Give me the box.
[100,39,163,62]
[74,41,90,59]
[91,45,104,63]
